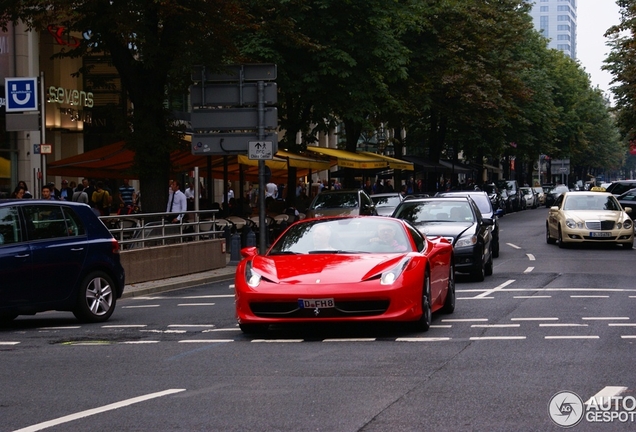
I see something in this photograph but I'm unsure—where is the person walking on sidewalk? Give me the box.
[166,180,187,223]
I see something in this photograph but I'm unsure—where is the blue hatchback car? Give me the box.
[0,200,125,323]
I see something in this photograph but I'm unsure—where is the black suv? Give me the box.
[606,180,636,197]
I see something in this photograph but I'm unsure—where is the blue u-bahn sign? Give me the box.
[4,77,38,112]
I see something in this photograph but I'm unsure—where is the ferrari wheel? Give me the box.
[239,323,269,334]
[411,270,431,332]
[546,224,556,244]
[442,264,455,314]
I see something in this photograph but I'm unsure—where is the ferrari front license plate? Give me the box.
[590,232,611,237]
[298,298,335,309]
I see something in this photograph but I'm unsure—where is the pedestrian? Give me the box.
[59,179,74,201]
[92,181,112,215]
[10,186,25,199]
[72,184,89,203]
[41,184,56,200]
[17,181,32,199]
[118,179,136,208]
[166,180,187,223]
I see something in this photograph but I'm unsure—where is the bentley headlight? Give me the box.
[381,257,411,285]
[455,235,477,248]
[245,261,262,288]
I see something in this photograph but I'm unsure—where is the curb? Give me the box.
[121,266,237,299]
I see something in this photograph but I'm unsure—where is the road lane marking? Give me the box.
[571,295,609,298]
[474,279,515,299]
[178,339,233,343]
[511,317,559,321]
[609,323,636,327]
[0,342,19,345]
[251,339,303,343]
[181,295,234,299]
[122,305,160,308]
[526,254,536,261]
[544,336,599,339]
[471,324,520,328]
[458,297,494,300]
[38,327,81,330]
[102,325,147,328]
[121,341,159,344]
[540,324,588,327]
[168,324,215,328]
[396,337,451,342]
[621,335,636,339]
[507,243,521,249]
[323,338,376,342]
[202,328,241,332]
[582,317,630,320]
[585,386,628,405]
[469,336,526,340]
[177,303,216,306]
[13,389,186,432]
[523,267,534,274]
[430,325,452,328]
[514,295,551,299]
[442,318,488,322]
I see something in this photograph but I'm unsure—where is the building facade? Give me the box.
[529,0,577,59]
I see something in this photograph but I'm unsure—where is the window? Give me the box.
[557,15,570,22]
[557,35,571,41]
[557,25,571,31]
[0,207,22,245]
[23,205,85,240]
[540,6,549,12]
[557,44,571,51]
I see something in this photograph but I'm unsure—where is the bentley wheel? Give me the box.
[72,271,117,323]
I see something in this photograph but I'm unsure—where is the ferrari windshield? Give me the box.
[268,218,413,254]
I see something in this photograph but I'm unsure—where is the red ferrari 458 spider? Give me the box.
[235,216,456,334]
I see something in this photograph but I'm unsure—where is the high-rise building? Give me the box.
[528,0,577,59]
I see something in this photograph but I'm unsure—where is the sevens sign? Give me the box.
[47,25,80,48]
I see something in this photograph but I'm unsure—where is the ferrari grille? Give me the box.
[249,300,390,318]
[585,220,615,231]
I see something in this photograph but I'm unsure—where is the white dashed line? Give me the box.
[0,342,20,345]
[471,324,520,328]
[121,341,159,344]
[178,339,234,343]
[323,338,376,342]
[507,243,521,249]
[540,323,588,327]
[202,328,241,332]
[526,254,536,261]
[396,337,451,342]
[458,297,494,300]
[514,295,551,299]
[122,305,160,309]
[609,323,636,327]
[511,317,559,321]
[102,325,147,328]
[430,325,452,328]
[442,318,488,323]
[38,326,81,330]
[523,267,534,274]
[168,324,216,328]
[582,317,630,320]
[469,336,526,340]
[571,295,609,299]
[544,336,599,339]
[181,295,234,299]
[621,335,636,339]
[251,339,303,343]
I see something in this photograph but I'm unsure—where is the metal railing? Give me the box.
[101,209,225,249]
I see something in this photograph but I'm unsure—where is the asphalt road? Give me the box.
[2,207,635,431]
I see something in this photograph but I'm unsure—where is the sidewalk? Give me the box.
[122,255,237,298]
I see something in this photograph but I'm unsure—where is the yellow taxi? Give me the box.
[546,191,633,249]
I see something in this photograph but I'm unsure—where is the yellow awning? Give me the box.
[237,154,289,170]
[358,151,413,170]
[306,146,388,169]
[276,149,331,170]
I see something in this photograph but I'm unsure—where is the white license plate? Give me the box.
[590,232,611,237]
[298,298,335,309]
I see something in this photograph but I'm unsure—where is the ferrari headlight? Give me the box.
[455,235,477,249]
[565,219,583,229]
[245,261,262,288]
[381,257,411,285]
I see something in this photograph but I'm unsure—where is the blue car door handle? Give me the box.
[14,254,30,258]
[71,248,85,252]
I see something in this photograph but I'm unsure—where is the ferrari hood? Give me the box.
[251,253,407,284]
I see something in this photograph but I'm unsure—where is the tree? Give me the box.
[0,0,246,212]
